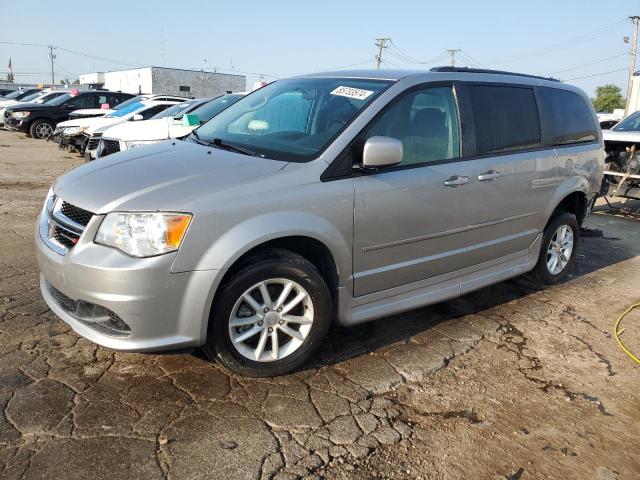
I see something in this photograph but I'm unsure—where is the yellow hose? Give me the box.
[614,302,640,366]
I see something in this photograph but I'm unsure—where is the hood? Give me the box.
[102,117,195,142]
[53,139,288,213]
[0,99,18,107]
[56,116,123,133]
[602,130,640,142]
[71,108,114,116]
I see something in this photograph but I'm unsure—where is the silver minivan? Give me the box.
[36,68,604,376]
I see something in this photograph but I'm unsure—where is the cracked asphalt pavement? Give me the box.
[0,130,639,479]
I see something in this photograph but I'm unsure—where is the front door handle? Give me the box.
[478,170,501,181]
[444,175,469,187]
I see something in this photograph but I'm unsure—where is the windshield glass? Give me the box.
[4,90,28,100]
[20,92,44,102]
[105,101,144,118]
[47,93,76,106]
[37,92,63,103]
[150,100,195,120]
[612,111,640,132]
[112,95,143,110]
[191,94,244,123]
[194,78,391,162]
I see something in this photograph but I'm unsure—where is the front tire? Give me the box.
[529,212,579,286]
[205,249,331,377]
[29,119,55,139]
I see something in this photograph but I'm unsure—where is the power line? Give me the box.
[458,51,485,68]
[486,17,628,66]
[446,49,461,67]
[562,68,627,81]
[375,38,390,69]
[546,52,629,75]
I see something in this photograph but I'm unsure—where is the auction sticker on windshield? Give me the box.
[330,86,374,100]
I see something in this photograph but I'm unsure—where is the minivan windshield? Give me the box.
[612,111,640,132]
[193,78,392,162]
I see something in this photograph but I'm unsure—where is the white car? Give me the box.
[97,93,246,158]
[0,90,69,127]
[68,94,190,120]
[601,110,640,200]
[59,99,184,160]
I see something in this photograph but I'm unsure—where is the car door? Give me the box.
[454,83,543,292]
[353,84,483,297]
[56,94,86,121]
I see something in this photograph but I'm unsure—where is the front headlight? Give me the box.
[95,212,192,257]
[125,140,162,150]
[12,111,30,118]
[63,127,80,135]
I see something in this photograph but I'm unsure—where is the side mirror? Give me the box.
[362,136,403,168]
[132,114,144,121]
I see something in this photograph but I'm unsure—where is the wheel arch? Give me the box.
[184,211,352,342]
[542,177,591,229]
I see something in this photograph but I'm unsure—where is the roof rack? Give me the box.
[429,66,559,82]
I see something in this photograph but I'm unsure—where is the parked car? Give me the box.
[5,90,134,139]
[36,68,604,376]
[68,94,190,120]
[0,88,41,107]
[600,110,640,200]
[0,88,17,97]
[0,90,69,127]
[60,99,185,159]
[96,93,245,158]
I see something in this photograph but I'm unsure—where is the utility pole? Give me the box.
[625,16,639,115]
[48,45,55,86]
[447,49,461,67]
[375,38,390,69]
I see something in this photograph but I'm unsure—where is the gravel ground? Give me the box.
[0,130,638,480]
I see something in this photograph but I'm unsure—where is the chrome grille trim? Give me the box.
[39,197,94,255]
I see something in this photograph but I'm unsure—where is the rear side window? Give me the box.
[467,85,541,155]
[538,87,598,145]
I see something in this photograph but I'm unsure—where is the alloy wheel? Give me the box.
[35,122,53,139]
[546,224,574,275]
[228,278,314,362]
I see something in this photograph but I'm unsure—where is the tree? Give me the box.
[592,84,625,113]
[5,72,13,82]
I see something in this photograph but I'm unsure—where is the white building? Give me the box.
[79,67,246,98]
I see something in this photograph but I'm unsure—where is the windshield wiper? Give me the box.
[189,130,209,146]
[210,138,262,157]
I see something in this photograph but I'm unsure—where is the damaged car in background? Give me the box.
[53,99,184,158]
[96,93,246,159]
[601,110,640,202]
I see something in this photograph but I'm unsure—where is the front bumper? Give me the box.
[5,116,28,132]
[35,207,222,351]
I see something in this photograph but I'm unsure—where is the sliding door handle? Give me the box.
[478,170,501,181]
[444,175,469,187]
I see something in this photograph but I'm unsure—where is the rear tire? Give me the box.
[29,119,55,139]
[204,249,331,377]
[528,212,579,286]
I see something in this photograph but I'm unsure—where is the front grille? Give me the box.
[60,201,93,227]
[87,134,102,151]
[99,139,121,157]
[47,282,131,335]
[52,224,80,249]
[40,198,94,255]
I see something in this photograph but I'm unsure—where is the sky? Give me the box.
[0,0,637,97]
